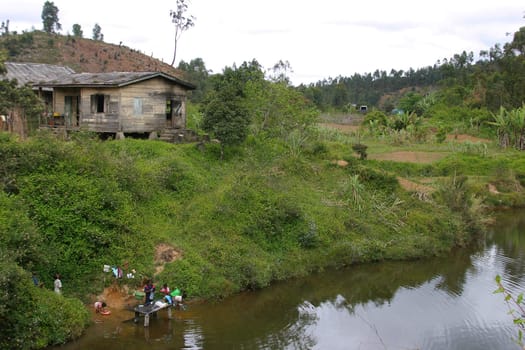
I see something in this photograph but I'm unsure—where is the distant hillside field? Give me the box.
[0,30,187,79]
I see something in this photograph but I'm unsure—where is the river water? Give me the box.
[54,209,525,350]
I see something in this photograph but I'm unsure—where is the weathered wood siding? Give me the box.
[79,87,120,132]
[54,77,188,133]
[118,77,187,132]
[53,88,80,116]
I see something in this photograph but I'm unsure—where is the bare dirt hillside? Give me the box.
[1,30,188,80]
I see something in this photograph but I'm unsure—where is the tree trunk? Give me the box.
[170,27,180,66]
[11,107,27,139]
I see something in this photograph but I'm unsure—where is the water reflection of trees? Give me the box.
[296,251,475,310]
[112,211,522,349]
[259,301,319,349]
[489,210,525,285]
[201,236,480,348]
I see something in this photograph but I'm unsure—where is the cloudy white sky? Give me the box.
[3,0,524,85]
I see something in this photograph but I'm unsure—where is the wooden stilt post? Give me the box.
[144,314,150,327]
[168,307,172,319]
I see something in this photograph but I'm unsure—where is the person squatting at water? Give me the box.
[94,301,107,313]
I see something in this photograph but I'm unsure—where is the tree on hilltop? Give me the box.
[1,20,9,36]
[92,23,103,41]
[41,1,61,33]
[72,24,83,38]
[169,0,195,66]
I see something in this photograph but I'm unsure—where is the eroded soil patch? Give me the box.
[154,243,182,275]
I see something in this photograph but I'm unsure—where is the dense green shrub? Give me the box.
[352,165,400,193]
[0,262,89,350]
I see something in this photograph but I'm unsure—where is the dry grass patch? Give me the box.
[319,123,361,133]
[331,159,349,167]
[446,134,491,143]
[369,151,447,163]
[397,177,435,193]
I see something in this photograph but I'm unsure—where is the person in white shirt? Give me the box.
[54,274,62,294]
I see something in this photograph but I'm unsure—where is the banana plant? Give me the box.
[488,106,511,148]
[509,104,525,150]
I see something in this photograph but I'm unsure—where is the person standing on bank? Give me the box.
[54,274,62,294]
[143,279,155,305]
[32,272,39,286]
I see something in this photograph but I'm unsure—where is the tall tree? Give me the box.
[201,61,264,157]
[41,1,61,33]
[267,60,293,85]
[247,79,319,138]
[92,23,103,41]
[1,20,9,36]
[500,26,525,108]
[0,49,7,74]
[178,57,210,103]
[72,24,83,38]
[0,79,45,137]
[201,90,248,159]
[169,0,195,66]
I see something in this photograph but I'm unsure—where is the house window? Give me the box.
[133,98,143,115]
[96,95,104,113]
[90,94,108,113]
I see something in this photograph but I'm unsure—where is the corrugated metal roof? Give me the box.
[4,62,75,86]
[40,71,195,89]
[3,62,195,90]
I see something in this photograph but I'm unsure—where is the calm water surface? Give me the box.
[53,209,525,350]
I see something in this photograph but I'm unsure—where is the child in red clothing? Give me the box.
[160,283,173,304]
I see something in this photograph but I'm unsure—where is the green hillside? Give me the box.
[3,125,522,348]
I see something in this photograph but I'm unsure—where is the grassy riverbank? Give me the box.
[1,127,524,348]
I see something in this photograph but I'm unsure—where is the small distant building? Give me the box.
[391,108,404,115]
[359,105,368,113]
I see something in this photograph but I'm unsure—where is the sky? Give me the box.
[2,0,524,85]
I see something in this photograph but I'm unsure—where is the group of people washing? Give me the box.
[93,279,184,315]
[143,279,183,307]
